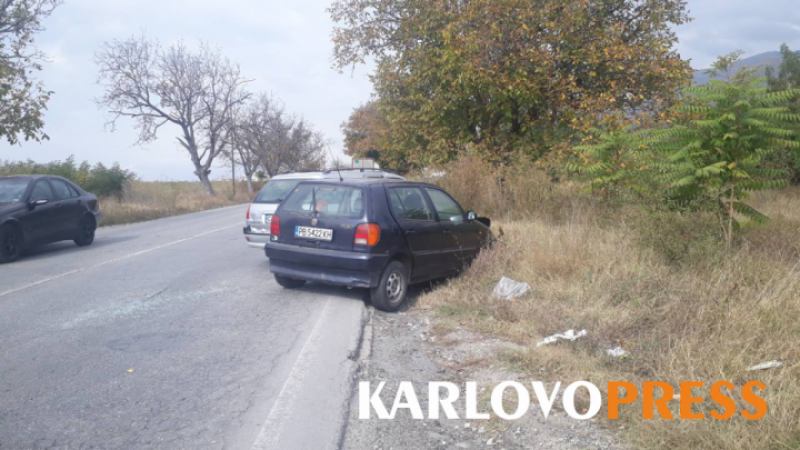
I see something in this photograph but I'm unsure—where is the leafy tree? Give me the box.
[569,126,651,196]
[341,101,385,163]
[766,44,800,91]
[0,0,62,144]
[647,54,800,248]
[330,0,692,169]
[765,44,800,183]
[0,156,135,197]
[574,53,800,248]
[340,100,422,172]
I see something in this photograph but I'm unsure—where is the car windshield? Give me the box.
[282,184,365,219]
[0,178,30,204]
[254,179,302,203]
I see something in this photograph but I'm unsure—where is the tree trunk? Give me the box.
[196,169,216,196]
[727,185,735,251]
[231,159,236,197]
[245,174,254,194]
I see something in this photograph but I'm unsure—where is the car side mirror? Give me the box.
[28,199,48,210]
[467,211,477,221]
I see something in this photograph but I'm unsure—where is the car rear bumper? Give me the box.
[244,226,270,249]
[265,241,387,288]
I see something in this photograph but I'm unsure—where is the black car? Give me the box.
[264,179,492,312]
[0,175,102,263]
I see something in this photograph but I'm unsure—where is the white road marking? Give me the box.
[251,297,332,450]
[0,223,241,299]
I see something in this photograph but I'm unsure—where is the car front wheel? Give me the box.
[0,225,23,264]
[275,274,307,289]
[370,261,409,312]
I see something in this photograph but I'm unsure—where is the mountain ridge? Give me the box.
[692,50,799,85]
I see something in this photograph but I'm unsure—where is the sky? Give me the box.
[1,0,799,181]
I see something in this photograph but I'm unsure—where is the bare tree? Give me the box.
[232,93,326,181]
[227,100,263,194]
[94,36,251,195]
[280,119,327,172]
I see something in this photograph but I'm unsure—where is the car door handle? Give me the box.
[405,230,417,235]
[442,228,452,234]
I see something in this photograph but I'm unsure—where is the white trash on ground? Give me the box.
[536,329,588,347]
[606,346,630,358]
[492,277,531,300]
[746,360,784,371]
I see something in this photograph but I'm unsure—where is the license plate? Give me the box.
[295,226,333,241]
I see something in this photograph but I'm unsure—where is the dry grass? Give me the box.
[418,158,800,450]
[99,180,258,226]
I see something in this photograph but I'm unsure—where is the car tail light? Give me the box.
[354,223,380,246]
[270,215,281,236]
[246,204,252,220]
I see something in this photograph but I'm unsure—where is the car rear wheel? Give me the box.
[370,261,409,312]
[275,274,307,289]
[0,225,23,264]
[74,215,96,247]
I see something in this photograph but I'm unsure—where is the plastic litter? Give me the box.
[606,346,630,358]
[746,360,784,371]
[492,277,531,300]
[536,329,588,347]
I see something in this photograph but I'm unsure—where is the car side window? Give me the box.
[67,184,80,198]
[388,187,433,221]
[425,188,464,223]
[30,181,55,202]
[50,179,74,200]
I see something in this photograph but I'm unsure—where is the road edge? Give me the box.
[250,296,370,450]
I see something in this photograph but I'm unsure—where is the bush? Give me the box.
[420,197,800,450]
[0,156,136,197]
[415,154,596,223]
[636,210,725,268]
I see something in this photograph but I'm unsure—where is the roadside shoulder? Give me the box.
[344,309,622,450]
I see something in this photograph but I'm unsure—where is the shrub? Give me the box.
[0,156,136,197]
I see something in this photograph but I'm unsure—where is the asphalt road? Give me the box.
[0,205,367,450]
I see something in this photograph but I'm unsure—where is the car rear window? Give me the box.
[282,184,365,219]
[255,179,302,203]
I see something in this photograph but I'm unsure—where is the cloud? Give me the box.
[2,0,798,180]
[677,0,800,68]
[1,0,373,180]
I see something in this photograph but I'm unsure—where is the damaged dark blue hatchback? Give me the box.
[265,179,492,312]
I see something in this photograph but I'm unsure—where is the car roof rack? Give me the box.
[278,168,401,176]
[322,168,400,175]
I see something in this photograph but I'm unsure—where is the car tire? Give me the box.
[0,225,23,264]
[370,260,409,312]
[74,215,96,247]
[275,274,307,289]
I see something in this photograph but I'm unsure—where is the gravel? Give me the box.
[343,308,623,450]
